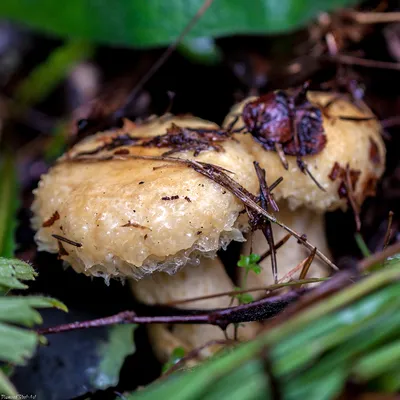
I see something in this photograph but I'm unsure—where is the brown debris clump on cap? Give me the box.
[142,123,233,156]
[242,88,327,157]
[72,119,233,159]
[42,211,60,227]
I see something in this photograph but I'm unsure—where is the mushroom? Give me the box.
[131,257,259,362]
[31,115,260,361]
[223,90,386,291]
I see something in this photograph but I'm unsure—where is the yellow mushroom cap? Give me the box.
[225,91,386,211]
[31,116,259,280]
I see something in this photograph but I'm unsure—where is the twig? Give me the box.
[383,211,394,250]
[274,143,288,170]
[278,252,315,284]
[113,0,214,120]
[37,290,303,335]
[66,153,337,271]
[259,234,291,263]
[299,248,317,280]
[51,234,82,248]
[328,54,400,71]
[164,278,328,306]
[254,162,278,283]
[268,177,284,192]
[345,164,361,231]
[358,241,400,272]
[345,11,400,24]
[381,116,400,128]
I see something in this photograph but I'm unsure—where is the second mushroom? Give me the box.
[224,89,386,295]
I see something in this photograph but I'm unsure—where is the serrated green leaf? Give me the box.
[0,323,39,364]
[0,295,66,366]
[0,258,37,294]
[0,369,17,396]
[0,0,358,49]
[0,296,67,327]
[0,155,19,259]
[87,324,136,390]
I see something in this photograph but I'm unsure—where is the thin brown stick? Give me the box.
[358,241,400,272]
[254,162,278,283]
[345,11,400,24]
[383,211,394,250]
[329,54,400,71]
[67,153,337,271]
[381,116,400,128]
[51,234,82,248]
[278,253,314,284]
[164,277,327,306]
[114,0,214,119]
[259,234,291,263]
[268,177,284,193]
[274,143,289,170]
[299,248,317,280]
[345,164,361,232]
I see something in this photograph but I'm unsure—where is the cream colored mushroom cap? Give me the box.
[225,91,386,211]
[32,116,259,280]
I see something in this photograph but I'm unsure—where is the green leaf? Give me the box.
[88,324,136,390]
[237,254,261,274]
[0,155,19,258]
[0,323,39,364]
[0,256,67,394]
[0,296,67,327]
[232,288,254,305]
[0,369,17,396]
[0,295,66,366]
[354,233,371,258]
[0,258,37,294]
[235,293,254,305]
[385,253,400,266]
[0,0,358,49]
[352,339,400,382]
[162,346,186,374]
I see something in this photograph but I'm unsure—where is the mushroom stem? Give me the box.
[130,257,260,362]
[243,201,331,298]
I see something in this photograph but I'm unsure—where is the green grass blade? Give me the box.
[0,369,17,396]
[0,155,19,258]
